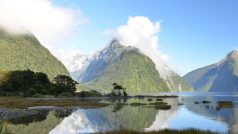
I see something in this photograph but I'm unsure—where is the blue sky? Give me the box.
[52,0,238,75]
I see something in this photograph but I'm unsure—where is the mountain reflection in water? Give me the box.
[2,93,238,134]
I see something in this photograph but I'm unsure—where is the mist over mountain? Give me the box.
[184,50,238,92]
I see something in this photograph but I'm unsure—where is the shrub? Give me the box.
[57,92,74,98]
[76,90,102,97]
[32,93,44,98]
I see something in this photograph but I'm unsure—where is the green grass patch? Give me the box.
[0,97,108,109]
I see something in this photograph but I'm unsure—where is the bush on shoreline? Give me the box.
[76,90,102,97]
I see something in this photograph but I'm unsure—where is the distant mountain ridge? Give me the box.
[72,40,193,93]
[0,28,69,79]
[183,50,238,92]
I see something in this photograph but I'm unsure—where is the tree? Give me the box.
[123,89,128,97]
[6,69,36,92]
[111,83,128,97]
[35,72,50,85]
[0,69,54,96]
[0,70,79,97]
[53,75,78,94]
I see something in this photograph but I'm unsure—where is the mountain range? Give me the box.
[184,50,238,92]
[0,27,193,94]
[2,23,238,94]
[71,40,193,94]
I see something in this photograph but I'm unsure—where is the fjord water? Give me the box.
[3,93,238,134]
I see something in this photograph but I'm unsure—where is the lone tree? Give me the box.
[53,75,78,94]
[112,83,127,97]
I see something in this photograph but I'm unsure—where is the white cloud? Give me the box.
[0,0,87,47]
[54,48,91,72]
[110,16,173,78]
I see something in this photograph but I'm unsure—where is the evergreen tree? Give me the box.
[53,75,78,94]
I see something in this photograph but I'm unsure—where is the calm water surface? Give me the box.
[1,92,238,134]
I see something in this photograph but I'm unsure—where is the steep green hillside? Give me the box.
[184,50,238,92]
[0,69,9,84]
[0,28,69,79]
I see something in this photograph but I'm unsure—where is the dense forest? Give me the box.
[0,69,78,97]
